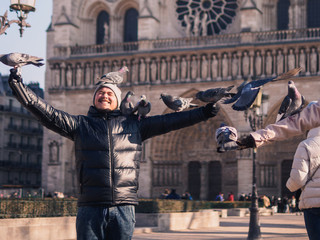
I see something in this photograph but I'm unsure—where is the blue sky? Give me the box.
[0,1,53,89]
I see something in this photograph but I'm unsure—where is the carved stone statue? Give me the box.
[299,48,306,73]
[160,58,167,81]
[104,22,109,43]
[254,51,262,76]
[131,59,137,83]
[75,65,82,86]
[211,55,218,79]
[201,13,208,36]
[94,63,100,84]
[66,65,72,87]
[232,53,239,78]
[288,49,295,70]
[184,15,191,37]
[193,11,200,36]
[310,48,317,74]
[150,59,157,82]
[222,53,228,78]
[85,64,91,86]
[54,68,60,87]
[171,58,177,80]
[242,52,250,76]
[276,51,284,74]
[191,55,198,79]
[139,58,146,82]
[265,51,273,76]
[201,55,208,79]
[181,57,187,79]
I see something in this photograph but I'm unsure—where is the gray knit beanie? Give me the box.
[93,83,122,109]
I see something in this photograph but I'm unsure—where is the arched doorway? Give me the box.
[281,159,293,198]
[208,161,222,200]
[277,0,290,30]
[188,161,201,200]
[124,8,138,42]
[96,11,109,45]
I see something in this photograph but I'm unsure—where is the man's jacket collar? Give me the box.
[87,106,121,118]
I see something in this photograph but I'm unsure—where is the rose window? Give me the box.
[176,0,239,36]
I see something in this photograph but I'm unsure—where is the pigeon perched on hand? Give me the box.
[196,85,235,104]
[0,53,44,74]
[132,95,151,120]
[277,80,305,121]
[223,67,302,111]
[215,123,238,153]
[160,93,198,112]
[120,91,135,116]
[97,66,129,85]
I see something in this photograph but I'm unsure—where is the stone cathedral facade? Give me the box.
[43,0,320,200]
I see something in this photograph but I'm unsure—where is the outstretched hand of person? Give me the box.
[8,68,22,83]
[236,134,256,149]
[203,102,220,118]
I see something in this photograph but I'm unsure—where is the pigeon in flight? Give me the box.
[277,80,305,121]
[196,85,235,104]
[132,95,151,120]
[120,91,135,116]
[223,67,302,111]
[215,123,238,153]
[0,53,44,75]
[97,66,129,85]
[160,93,198,112]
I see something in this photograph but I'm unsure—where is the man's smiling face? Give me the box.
[94,87,118,111]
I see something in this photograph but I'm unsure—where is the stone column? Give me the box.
[237,149,253,195]
[200,161,209,200]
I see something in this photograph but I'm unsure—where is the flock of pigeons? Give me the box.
[0,53,305,152]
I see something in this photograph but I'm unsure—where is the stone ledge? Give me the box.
[136,211,220,231]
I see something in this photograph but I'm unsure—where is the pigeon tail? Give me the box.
[30,62,45,67]
[189,103,198,108]
[272,67,302,82]
[225,85,234,92]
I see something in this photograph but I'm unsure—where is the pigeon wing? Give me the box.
[278,96,291,115]
[232,88,260,111]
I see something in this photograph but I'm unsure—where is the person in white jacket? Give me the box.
[286,106,320,240]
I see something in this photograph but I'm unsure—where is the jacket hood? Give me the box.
[307,127,320,138]
[87,106,121,118]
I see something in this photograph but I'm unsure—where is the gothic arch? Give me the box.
[76,1,111,45]
[113,0,139,42]
[78,0,110,19]
[114,0,139,16]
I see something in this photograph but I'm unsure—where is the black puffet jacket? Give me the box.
[9,79,215,206]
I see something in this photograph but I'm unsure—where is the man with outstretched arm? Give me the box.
[8,68,219,240]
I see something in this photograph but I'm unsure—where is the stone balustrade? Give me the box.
[48,28,320,91]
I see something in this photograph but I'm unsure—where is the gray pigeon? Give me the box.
[0,53,44,69]
[277,80,305,121]
[97,66,129,85]
[215,123,238,153]
[160,93,198,112]
[196,85,235,103]
[223,67,302,111]
[120,91,135,116]
[132,95,151,120]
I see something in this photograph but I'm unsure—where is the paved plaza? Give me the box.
[133,213,308,240]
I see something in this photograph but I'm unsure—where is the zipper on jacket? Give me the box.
[106,117,115,205]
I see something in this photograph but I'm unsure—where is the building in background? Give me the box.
[44,0,320,200]
[0,74,43,197]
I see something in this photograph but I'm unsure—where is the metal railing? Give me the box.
[53,28,320,58]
